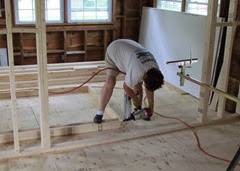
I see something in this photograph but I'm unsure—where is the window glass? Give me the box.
[45,0,63,22]
[186,0,208,15]
[186,0,221,15]
[157,0,182,12]
[69,0,112,22]
[15,0,63,24]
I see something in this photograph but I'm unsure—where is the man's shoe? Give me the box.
[94,114,103,124]
[143,117,151,121]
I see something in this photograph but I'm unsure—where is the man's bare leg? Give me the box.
[99,75,116,111]
[94,75,116,123]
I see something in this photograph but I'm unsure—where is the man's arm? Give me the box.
[123,82,138,102]
[145,88,154,111]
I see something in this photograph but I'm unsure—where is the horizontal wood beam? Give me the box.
[47,25,114,32]
[0,28,7,34]
[178,73,240,104]
[216,22,233,27]
[0,75,125,95]
[0,61,105,71]
[0,114,239,160]
[12,27,37,33]
[0,119,122,144]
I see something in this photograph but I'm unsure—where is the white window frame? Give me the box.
[68,0,112,23]
[14,0,64,24]
[157,0,182,12]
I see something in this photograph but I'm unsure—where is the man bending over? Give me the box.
[94,39,164,124]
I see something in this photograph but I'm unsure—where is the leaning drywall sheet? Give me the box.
[139,7,221,98]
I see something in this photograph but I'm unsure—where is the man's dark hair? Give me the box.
[144,68,164,91]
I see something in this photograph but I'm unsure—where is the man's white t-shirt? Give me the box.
[106,39,159,89]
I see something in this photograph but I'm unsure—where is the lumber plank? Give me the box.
[35,0,50,149]
[0,114,239,160]
[0,119,122,144]
[4,0,20,153]
[0,28,7,34]
[0,74,125,91]
[217,0,238,118]
[236,84,240,114]
[198,0,218,122]
[0,65,99,82]
[12,27,37,33]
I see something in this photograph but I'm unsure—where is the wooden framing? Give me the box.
[63,31,67,62]
[178,73,240,104]
[19,33,24,64]
[35,0,51,150]
[217,0,238,118]
[0,62,125,99]
[181,0,240,122]
[0,110,239,160]
[198,0,218,122]
[0,86,122,144]
[0,28,6,34]
[84,30,88,61]
[1,0,239,161]
[237,85,240,114]
[122,0,127,38]
[0,0,143,64]
[4,0,19,153]
[112,0,117,40]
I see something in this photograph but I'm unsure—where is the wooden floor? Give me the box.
[0,91,112,132]
[0,81,239,170]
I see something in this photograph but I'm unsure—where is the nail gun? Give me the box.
[123,92,152,122]
[123,108,152,122]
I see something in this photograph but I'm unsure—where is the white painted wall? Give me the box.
[139,7,221,98]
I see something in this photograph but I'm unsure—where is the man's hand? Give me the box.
[132,99,141,109]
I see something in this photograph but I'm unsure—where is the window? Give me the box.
[186,0,221,15]
[14,0,64,24]
[45,0,64,22]
[157,0,182,12]
[186,0,208,15]
[68,0,112,22]
[157,0,221,16]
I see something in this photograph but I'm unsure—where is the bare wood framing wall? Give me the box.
[0,0,153,65]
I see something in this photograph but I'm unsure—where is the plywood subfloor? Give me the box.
[0,81,239,170]
[0,92,112,132]
[0,121,239,171]
[0,81,218,132]
[90,81,221,130]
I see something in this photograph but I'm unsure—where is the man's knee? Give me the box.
[105,76,116,89]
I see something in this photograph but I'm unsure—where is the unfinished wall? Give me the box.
[222,2,240,112]
[0,0,153,65]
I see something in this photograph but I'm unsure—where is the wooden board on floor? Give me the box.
[0,120,239,170]
[0,86,122,144]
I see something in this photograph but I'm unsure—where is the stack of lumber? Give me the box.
[0,61,125,98]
